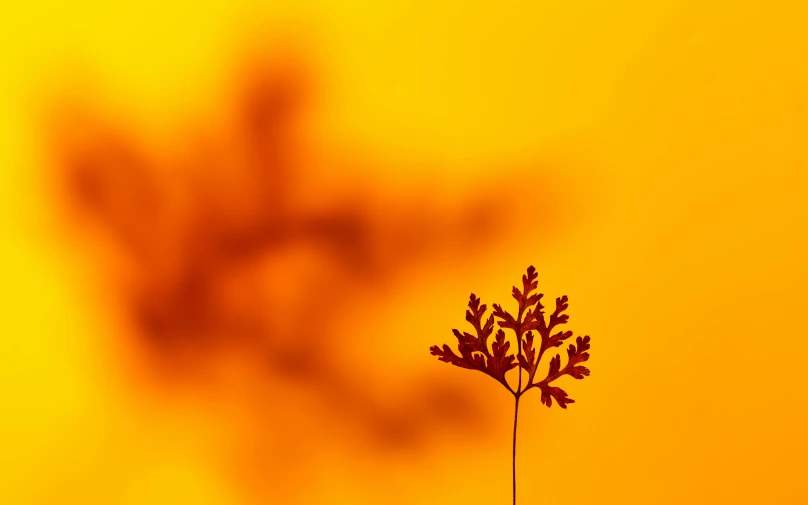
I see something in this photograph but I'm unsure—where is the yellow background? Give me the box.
[2,1,807,503]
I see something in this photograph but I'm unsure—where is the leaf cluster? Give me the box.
[430,266,591,407]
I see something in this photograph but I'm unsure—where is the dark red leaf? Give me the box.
[520,331,536,375]
[488,329,517,382]
[522,266,538,296]
[569,366,590,379]
[511,266,543,313]
[545,330,573,350]
[512,286,523,305]
[493,303,517,331]
[525,293,543,308]
[539,385,574,409]
[431,266,591,410]
[430,344,475,370]
[548,354,561,376]
[576,335,591,353]
[548,296,570,330]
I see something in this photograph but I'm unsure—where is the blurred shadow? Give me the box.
[49,49,563,501]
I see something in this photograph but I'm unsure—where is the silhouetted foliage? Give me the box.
[430,265,592,504]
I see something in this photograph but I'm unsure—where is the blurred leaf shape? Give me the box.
[51,49,566,501]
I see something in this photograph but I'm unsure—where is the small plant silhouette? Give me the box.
[430,266,591,505]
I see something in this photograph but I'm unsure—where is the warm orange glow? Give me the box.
[2,1,807,504]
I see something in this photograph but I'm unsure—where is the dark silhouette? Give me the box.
[431,266,592,504]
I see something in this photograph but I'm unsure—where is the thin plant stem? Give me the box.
[514,305,523,505]
[512,394,520,505]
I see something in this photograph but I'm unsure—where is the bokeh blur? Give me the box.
[2,1,807,504]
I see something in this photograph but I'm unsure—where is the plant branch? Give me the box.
[512,394,519,505]
[429,266,592,500]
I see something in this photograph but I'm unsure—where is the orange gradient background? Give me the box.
[2,1,807,504]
